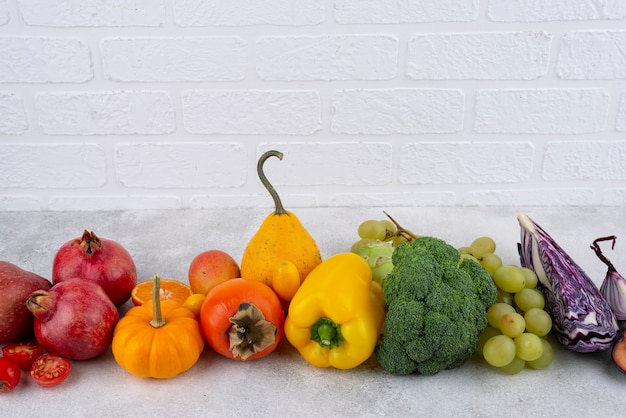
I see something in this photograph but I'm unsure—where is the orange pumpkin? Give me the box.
[112,274,204,379]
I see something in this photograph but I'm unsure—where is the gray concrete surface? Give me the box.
[1,206,626,417]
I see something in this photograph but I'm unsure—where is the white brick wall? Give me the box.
[0,0,624,211]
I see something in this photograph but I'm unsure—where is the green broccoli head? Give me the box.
[376,236,497,376]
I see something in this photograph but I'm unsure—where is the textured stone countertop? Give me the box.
[2,206,626,417]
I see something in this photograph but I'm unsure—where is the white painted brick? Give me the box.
[557,31,626,80]
[0,144,106,188]
[463,188,594,206]
[17,0,165,27]
[335,0,478,23]
[398,142,533,184]
[474,89,609,134]
[407,32,551,80]
[257,143,392,186]
[331,89,464,134]
[49,195,182,211]
[329,192,456,207]
[617,92,626,132]
[102,37,247,82]
[182,90,321,135]
[0,93,28,135]
[488,0,626,22]
[0,0,8,25]
[543,141,626,181]
[190,194,319,210]
[36,91,175,135]
[173,0,324,26]
[0,37,93,83]
[115,142,246,188]
[257,35,398,81]
[0,196,43,211]
[602,189,626,206]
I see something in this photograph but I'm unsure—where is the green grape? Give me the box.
[480,252,503,276]
[493,265,526,293]
[350,238,374,253]
[357,220,387,240]
[469,236,496,260]
[354,241,394,284]
[380,219,397,236]
[514,333,543,361]
[524,308,552,337]
[499,356,526,375]
[520,267,539,289]
[499,312,526,338]
[460,253,479,263]
[392,235,408,247]
[496,289,514,305]
[487,302,516,329]
[476,325,501,357]
[526,339,554,370]
[483,335,516,367]
[458,246,472,255]
[514,288,545,312]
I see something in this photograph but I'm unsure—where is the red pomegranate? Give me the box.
[52,230,137,307]
[27,278,119,360]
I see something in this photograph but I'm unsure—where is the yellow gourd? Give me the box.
[240,150,322,302]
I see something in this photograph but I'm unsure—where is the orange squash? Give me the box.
[240,151,322,302]
[111,274,204,379]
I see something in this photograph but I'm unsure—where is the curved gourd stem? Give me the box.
[257,150,286,215]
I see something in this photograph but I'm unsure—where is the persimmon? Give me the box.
[199,278,284,361]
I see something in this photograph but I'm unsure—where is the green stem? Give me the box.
[257,150,286,215]
[150,274,166,328]
[310,317,344,349]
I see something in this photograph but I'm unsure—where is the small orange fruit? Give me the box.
[182,293,206,316]
[130,278,193,306]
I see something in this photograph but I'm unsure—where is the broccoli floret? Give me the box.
[376,236,497,376]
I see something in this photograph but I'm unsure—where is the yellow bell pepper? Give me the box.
[284,252,385,370]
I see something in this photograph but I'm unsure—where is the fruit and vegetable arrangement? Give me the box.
[2,150,626,395]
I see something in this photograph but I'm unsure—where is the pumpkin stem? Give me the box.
[150,274,167,328]
[257,150,286,215]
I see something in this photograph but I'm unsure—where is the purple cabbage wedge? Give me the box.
[517,213,618,352]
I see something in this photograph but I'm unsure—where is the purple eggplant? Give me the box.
[517,213,618,352]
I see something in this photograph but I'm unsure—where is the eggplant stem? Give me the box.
[591,236,617,271]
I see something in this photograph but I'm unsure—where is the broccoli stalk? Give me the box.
[375,236,497,375]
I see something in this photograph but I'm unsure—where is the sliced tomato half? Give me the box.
[2,341,45,370]
[29,353,71,387]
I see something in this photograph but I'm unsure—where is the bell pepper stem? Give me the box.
[310,317,344,349]
[150,274,166,328]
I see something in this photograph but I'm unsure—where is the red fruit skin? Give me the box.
[52,230,137,307]
[27,278,119,360]
[0,261,52,343]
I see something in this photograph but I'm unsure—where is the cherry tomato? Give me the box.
[0,357,21,393]
[29,353,71,387]
[2,341,45,370]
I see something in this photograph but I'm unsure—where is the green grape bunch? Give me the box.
[351,212,418,284]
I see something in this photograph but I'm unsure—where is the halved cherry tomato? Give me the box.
[29,353,71,387]
[0,357,21,393]
[2,341,45,370]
